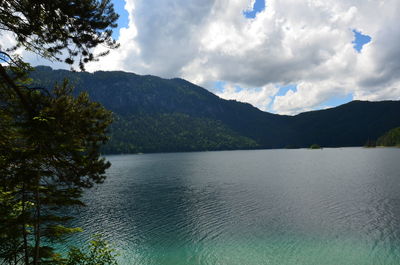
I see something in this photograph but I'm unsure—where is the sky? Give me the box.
[10,0,400,115]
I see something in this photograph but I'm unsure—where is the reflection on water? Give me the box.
[68,148,400,265]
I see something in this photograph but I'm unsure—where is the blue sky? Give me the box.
[352,30,372,53]
[88,0,399,115]
[111,0,129,39]
[243,0,265,18]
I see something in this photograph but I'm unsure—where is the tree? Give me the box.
[0,0,119,264]
[309,144,321,149]
[64,235,118,265]
[0,187,30,265]
[376,127,400,147]
[0,61,113,264]
[0,0,119,70]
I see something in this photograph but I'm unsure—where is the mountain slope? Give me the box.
[30,66,400,153]
[377,127,400,147]
[103,113,258,153]
[285,100,400,147]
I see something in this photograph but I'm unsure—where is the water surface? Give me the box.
[70,148,400,264]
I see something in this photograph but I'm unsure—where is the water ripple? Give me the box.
[64,148,400,265]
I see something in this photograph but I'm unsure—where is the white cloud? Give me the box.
[273,80,351,115]
[216,83,278,111]
[244,0,256,13]
[19,0,400,114]
[0,31,17,51]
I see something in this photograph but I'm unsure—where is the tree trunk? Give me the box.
[22,185,29,265]
[0,63,33,114]
[33,180,41,265]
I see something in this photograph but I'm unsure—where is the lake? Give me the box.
[69,148,400,265]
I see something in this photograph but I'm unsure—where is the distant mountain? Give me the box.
[30,66,400,153]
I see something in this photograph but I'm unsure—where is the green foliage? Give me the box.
[64,236,118,265]
[0,188,28,265]
[0,72,113,263]
[1,0,119,264]
[0,0,119,70]
[376,127,400,147]
[104,113,259,154]
[309,144,321,149]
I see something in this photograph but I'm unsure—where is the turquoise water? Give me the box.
[68,148,400,264]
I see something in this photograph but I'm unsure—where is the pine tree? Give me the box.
[0,0,119,264]
[0,62,113,264]
[0,0,119,70]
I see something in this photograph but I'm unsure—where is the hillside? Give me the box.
[30,66,400,153]
[376,127,400,147]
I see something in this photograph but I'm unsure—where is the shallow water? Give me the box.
[68,148,400,264]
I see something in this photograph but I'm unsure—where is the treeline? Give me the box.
[376,127,400,147]
[103,113,258,153]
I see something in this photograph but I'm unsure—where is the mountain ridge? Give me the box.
[30,66,400,153]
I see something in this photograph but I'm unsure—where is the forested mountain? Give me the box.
[30,66,400,153]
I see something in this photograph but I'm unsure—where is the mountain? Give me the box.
[30,66,400,153]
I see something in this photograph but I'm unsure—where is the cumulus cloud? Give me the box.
[273,80,351,115]
[21,0,400,114]
[216,83,278,111]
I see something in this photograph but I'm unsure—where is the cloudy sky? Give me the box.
[27,0,400,114]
